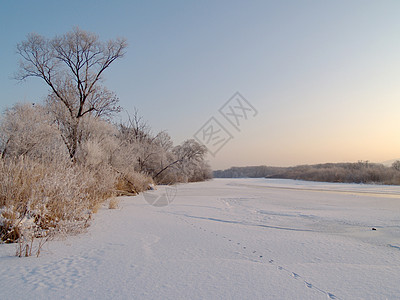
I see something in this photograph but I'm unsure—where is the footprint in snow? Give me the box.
[305,282,313,289]
[291,272,300,279]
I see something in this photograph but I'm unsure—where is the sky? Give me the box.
[1,0,400,169]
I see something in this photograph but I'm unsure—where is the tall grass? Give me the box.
[0,156,152,248]
[0,157,108,243]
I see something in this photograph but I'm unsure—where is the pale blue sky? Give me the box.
[1,1,400,169]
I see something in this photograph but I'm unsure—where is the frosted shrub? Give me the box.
[81,140,105,168]
[0,157,114,247]
[108,198,119,209]
[115,170,153,196]
[0,103,63,161]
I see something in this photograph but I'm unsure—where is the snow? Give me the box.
[1,178,400,299]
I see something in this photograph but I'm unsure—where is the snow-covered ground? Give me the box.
[1,178,400,299]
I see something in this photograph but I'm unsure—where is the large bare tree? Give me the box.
[16,28,127,160]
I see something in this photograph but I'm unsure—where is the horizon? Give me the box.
[1,1,400,169]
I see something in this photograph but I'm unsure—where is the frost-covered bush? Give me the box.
[115,171,154,195]
[0,157,115,244]
[0,103,66,162]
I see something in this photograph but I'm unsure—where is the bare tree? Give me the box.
[16,28,127,160]
[118,108,152,144]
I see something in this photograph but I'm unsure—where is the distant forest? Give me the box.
[213,161,400,185]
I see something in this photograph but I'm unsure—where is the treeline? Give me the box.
[0,28,211,255]
[214,166,285,178]
[214,161,400,185]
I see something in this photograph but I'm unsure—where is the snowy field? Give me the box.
[1,178,400,299]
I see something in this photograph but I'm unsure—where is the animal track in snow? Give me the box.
[175,214,341,300]
[19,254,98,291]
[291,272,300,279]
[305,281,313,288]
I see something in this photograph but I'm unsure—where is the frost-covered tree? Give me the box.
[114,110,211,184]
[392,160,400,171]
[153,139,209,182]
[16,28,127,160]
[116,109,172,175]
[0,103,63,161]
